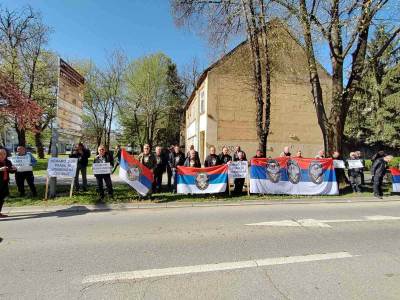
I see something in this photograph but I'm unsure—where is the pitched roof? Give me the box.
[184,20,332,111]
[184,39,248,111]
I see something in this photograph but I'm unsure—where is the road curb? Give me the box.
[3,196,400,215]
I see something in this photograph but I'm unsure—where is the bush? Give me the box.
[390,157,400,169]
[364,157,400,171]
[364,159,372,171]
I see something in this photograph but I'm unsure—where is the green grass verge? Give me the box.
[4,182,396,207]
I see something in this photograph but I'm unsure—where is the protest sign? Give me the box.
[228,161,248,179]
[47,158,78,177]
[347,160,364,169]
[10,155,32,172]
[93,162,111,175]
[333,160,345,169]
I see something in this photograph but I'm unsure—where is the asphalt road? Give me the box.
[1,201,400,299]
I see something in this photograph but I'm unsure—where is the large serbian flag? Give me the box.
[119,149,153,196]
[250,157,338,195]
[177,165,228,194]
[390,168,400,193]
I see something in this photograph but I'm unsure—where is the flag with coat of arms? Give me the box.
[119,149,153,196]
[390,168,400,193]
[176,165,228,194]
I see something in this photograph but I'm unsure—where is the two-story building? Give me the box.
[184,22,331,163]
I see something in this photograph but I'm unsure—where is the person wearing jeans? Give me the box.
[14,146,37,197]
[70,143,90,192]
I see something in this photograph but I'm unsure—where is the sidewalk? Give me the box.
[3,195,400,215]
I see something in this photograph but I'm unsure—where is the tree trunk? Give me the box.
[299,0,330,153]
[34,131,45,159]
[16,126,26,147]
[48,139,52,155]
[242,0,267,155]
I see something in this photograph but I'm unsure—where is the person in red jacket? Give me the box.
[0,148,17,218]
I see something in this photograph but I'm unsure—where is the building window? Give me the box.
[191,103,195,118]
[200,90,205,114]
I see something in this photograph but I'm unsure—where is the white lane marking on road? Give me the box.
[297,219,332,228]
[364,215,400,221]
[246,215,400,227]
[246,220,301,227]
[81,252,354,284]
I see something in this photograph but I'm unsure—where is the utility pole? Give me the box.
[49,58,61,198]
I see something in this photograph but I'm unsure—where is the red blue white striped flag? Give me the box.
[250,157,338,195]
[390,168,400,193]
[177,165,228,194]
[119,149,153,196]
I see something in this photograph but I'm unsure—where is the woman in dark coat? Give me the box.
[0,148,17,217]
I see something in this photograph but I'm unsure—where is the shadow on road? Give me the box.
[0,205,111,222]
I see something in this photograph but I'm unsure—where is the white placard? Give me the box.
[333,160,345,169]
[47,157,78,177]
[347,160,364,169]
[93,162,111,175]
[228,161,248,179]
[10,155,33,172]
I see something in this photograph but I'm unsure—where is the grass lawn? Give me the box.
[4,181,397,207]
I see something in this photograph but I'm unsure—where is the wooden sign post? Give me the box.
[44,157,78,199]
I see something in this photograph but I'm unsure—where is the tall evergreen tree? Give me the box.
[345,25,400,148]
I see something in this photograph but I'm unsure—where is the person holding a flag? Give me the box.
[184,149,201,168]
[94,145,114,202]
[219,146,232,164]
[204,146,221,167]
[138,144,157,196]
[253,149,264,158]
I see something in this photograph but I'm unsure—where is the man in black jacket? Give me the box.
[233,151,247,195]
[233,146,247,161]
[371,155,393,199]
[184,149,201,168]
[166,145,174,190]
[204,146,221,167]
[70,143,90,192]
[219,146,232,164]
[347,152,362,193]
[169,145,185,193]
[153,146,166,193]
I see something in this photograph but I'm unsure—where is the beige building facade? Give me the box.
[185,23,331,163]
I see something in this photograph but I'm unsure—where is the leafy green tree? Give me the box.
[119,53,184,150]
[345,25,400,148]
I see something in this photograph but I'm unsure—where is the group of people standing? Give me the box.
[0,146,38,218]
[0,142,397,218]
[133,144,248,195]
[69,143,116,202]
